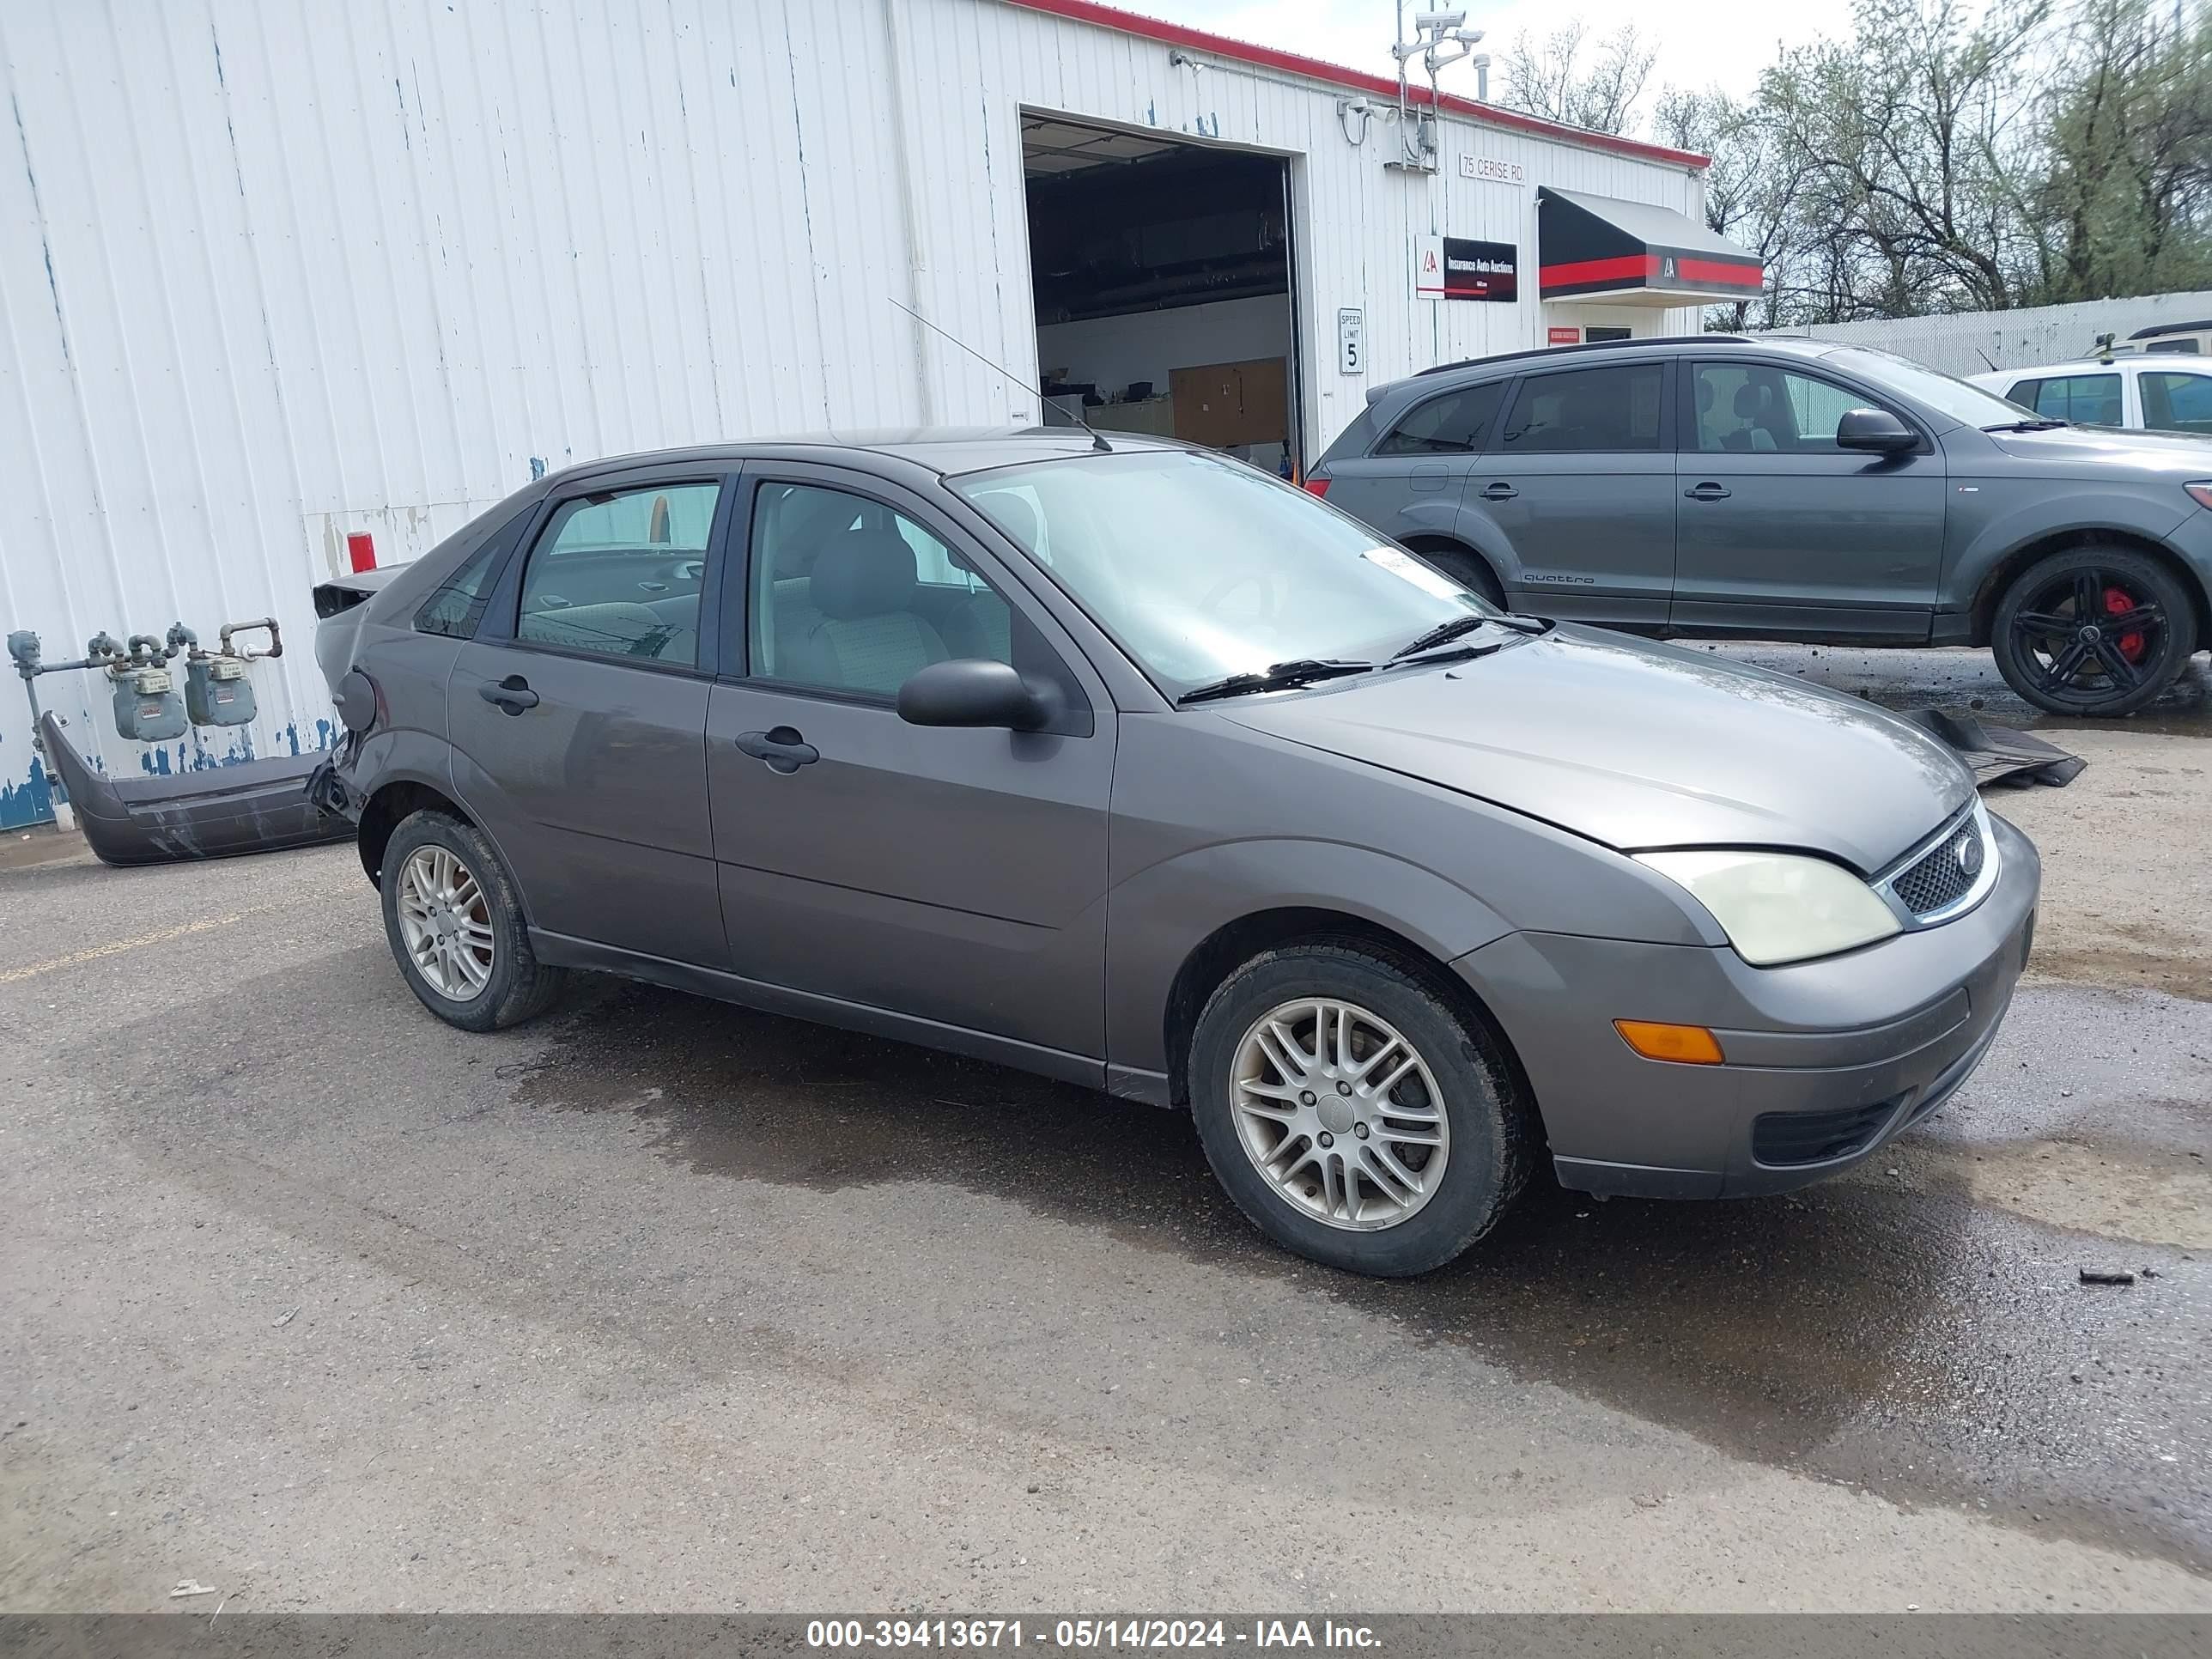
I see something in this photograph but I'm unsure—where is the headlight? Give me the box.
[1635,849,1901,967]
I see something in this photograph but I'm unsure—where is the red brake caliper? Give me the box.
[2103,586,2148,662]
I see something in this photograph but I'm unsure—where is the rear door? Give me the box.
[1473,357,1676,624]
[1670,360,1946,639]
[447,467,732,969]
[703,464,1117,1070]
[2138,365,2212,434]
[1317,379,1507,547]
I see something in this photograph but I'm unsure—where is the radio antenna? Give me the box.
[889,296,1112,452]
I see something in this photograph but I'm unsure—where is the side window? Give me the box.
[514,481,720,665]
[1375,382,1506,455]
[1693,364,1889,453]
[2142,371,2212,434]
[747,483,1014,697]
[2004,377,2044,408]
[415,535,508,639]
[1498,362,1663,453]
[2027,374,2121,426]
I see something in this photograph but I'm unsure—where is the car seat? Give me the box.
[791,528,949,694]
[1729,381,1781,452]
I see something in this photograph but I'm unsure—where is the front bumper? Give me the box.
[1455,811,2041,1198]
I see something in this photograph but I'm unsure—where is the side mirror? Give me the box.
[1835,407,1918,453]
[897,659,1047,731]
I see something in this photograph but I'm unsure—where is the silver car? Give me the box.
[313,431,2039,1277]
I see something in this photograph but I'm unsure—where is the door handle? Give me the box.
[1479,483,1518,501]
[1684,483,1732,501]
[735,726,819,774]
[478,675,539,714]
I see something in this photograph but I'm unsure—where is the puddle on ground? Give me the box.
[1916,1134,2212,1249]
[511,979,2211,1573]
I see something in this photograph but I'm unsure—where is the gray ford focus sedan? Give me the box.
[312,429,2039,1277]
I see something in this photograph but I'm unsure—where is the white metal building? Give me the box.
[1748,289,2212,379]
[0,0,1741,828]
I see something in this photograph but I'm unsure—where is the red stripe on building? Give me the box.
[1673,257,1762,289]
[1539,254,1764,295]
[1539,254,1655,289]
[1000,0,1711,170]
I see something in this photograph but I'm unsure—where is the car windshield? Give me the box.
[1820,345,2041,429]
[950,450,1494,697]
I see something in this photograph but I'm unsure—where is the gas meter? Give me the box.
[112,661,186,742]
[184,653,255,727]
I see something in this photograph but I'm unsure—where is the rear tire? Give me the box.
[1407,542,1506,610]
[1991,544,2196,717]
[1187,944,1534,1277]
[380,810,565,1032]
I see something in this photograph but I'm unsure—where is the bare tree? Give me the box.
[1500,20,1656,136]
[1651,88,1815,329]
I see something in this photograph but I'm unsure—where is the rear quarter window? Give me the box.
[1375,381,1506,455]
[414,508,533,638]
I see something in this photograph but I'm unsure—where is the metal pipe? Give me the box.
[218,617,282,659]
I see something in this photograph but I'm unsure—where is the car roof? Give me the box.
[544,427,1188,489]
[1409,332,1837,383]
[1978,357,2212,378]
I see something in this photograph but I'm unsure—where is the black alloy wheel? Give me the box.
[1991,546,2195,717]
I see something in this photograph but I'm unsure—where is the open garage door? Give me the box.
[1022,114,1300,477]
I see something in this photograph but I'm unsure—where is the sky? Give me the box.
[1100,0,1854,116]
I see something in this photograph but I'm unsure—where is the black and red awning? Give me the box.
[1538,186,1762,305]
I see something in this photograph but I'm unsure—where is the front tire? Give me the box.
[1187,944,1534,1276]
[380,810,565,1032]
[1991,544,2196,717]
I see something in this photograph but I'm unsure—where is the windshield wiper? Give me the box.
[1389,615,1490,659]
[1388,612,1549,662]
[1982,418,2069,432]
[1178,659,1375,704]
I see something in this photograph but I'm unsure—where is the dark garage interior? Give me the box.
[1023,114,1297,474]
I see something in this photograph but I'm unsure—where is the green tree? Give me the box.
[1760,0,2051,319]
[2029,0,2212,302]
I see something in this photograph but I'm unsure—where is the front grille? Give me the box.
[1889,817,1985,917]
[1752,1098,1901,1166]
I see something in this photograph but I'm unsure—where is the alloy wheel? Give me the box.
[2007,566,2166,704]
[1229,998,1449,1231]
[394,844,495,1000]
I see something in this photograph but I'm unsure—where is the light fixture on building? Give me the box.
[1387,6,1486,171]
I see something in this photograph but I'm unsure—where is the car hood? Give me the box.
[1984,422,2212,478]
[1220,627,1974,873]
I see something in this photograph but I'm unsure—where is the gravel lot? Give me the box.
[3,647,2208,1613]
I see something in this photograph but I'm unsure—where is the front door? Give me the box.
[1670,360,1948,639]
[1474,358,1676,625]
[447,470,731,969]
[704,466,1116,1068]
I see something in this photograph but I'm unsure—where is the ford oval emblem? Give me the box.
[1956,830,1984,878]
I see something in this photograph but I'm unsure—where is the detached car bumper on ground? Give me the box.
[313,429,2042,1277]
